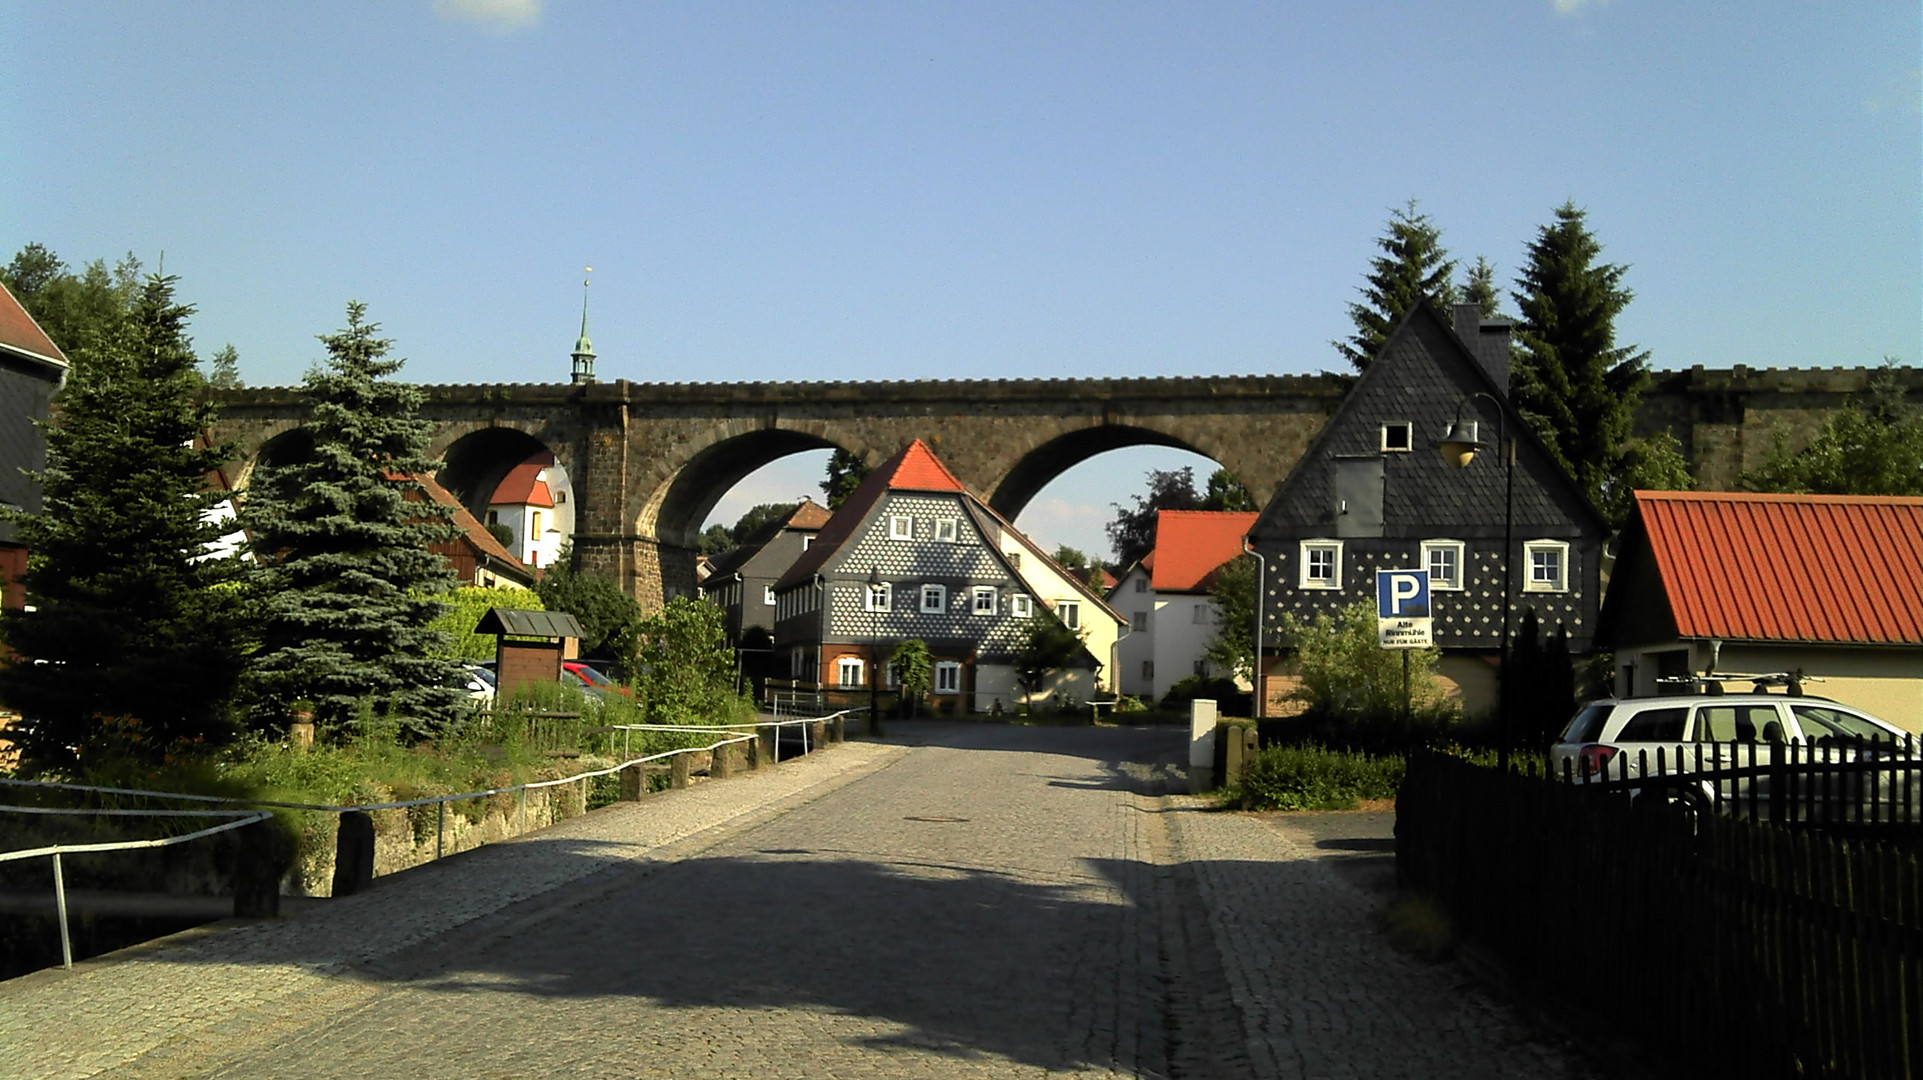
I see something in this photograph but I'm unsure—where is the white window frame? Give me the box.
[1381,421,1414,453]
[934,517,960,542]
[763,584,776,606]
[1010,594,1033,617]
[1298,540,1343,590]
[934,660,961,694]
[1057,600,1081,631]
[888,515,913,540]
[919,584,946,613]
[1420,539,1465,591]
[865,581,891,611]
[836,656,865,688]
[971,586,996,615]
[801,535,813,551]
[1524,540,1570,593]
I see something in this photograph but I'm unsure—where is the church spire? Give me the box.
[570,266,597,385]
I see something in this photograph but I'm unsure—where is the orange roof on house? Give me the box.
[489,462,555,508]
[787,498,833,531]
[1634,490,1923,645]
[0,281,66,369]
[886,439,968,492]
[1148,510,1258,592]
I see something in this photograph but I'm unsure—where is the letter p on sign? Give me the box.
[1376,569,1430,619]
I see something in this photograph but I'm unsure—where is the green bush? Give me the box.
[429,585,545,662]
[1238,743,1404,811]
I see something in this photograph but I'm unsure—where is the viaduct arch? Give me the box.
[209,366,1916,613]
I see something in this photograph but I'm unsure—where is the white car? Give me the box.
[1550,693,1919,823]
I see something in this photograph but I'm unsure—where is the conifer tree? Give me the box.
[1463,256,1502,318]
[1510,202,1686,523]
[0,275,249,771]
[1334,200,1459,371]
[242,303,464,736]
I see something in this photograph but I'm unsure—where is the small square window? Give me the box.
[1007,551,1022,569]
[1421,540,1465,591]
[935,518,959,542]
[1524,541,1569,592]
[888,515,913,540]
[865,582,892,611]
[1134,577,1148,593]
[1381,422,1413,452]
[934,661,961,694]
[972,586,996,615]
[1133,610,1148,630]
[802,535,813,551]
[763,584,776,606]
[1010,594,1033,617]
[919,584,946,612]
[836,657,865,688]
[1058,601,1081,630]
[1193,659,1208,676]
[1192,603,1210,624]
[1299,541,1342,589]
[1142,660,1155,679]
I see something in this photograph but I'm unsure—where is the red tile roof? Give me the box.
[1148,510,1259,592]
[786,498,833,530]
[0,281,66,369]
[1635,490,1923,645]
[489,462,555,508]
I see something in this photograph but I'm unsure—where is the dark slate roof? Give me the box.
[1249,300,1606,542]
[475,608,586,638]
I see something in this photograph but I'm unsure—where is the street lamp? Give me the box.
[1439,393,1516,772]
[866,566,884,737]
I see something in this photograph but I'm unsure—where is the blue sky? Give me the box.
[3,1,1917,559]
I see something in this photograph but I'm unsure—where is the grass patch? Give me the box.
[1238,743,1404,811]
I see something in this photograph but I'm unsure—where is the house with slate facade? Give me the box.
[0,282,67,610]
[700,497,833,642]
[1599,490,1923,732]
[772,440,1124,711]
[1247,301,1609,717]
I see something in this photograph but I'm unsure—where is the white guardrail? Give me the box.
[0,710,861,969]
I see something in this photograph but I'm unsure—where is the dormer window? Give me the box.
[888,515,913,540]
[1381,422,1413,453]
[935,518,960,542]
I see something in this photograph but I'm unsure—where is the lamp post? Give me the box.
[866,566,884,737]
[1242,539,1272,720]
[1439,393,1516,772]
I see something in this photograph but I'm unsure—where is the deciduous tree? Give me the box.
[1106,466,1198,568]
[242,303,465,737]
[1012,614,1086,707]
[0,275,250,771]
[1334,200,1458,372]
[1742,361,1923,496]
[535,542,645,661]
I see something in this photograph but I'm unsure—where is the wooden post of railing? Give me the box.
[333,810,376,897]
[671,753,690,789]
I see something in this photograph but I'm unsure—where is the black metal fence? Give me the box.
[1398,749,1922,1080]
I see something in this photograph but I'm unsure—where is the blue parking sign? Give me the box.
[1376,569,1430,618]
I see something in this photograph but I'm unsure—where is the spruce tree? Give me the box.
[0,275,250,772]
[1511,202,1669,523]
[1334,200,1459,371]
[242,303,465,737]
[1463,256,1502,318]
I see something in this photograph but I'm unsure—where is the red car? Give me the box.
[562,661,631,699]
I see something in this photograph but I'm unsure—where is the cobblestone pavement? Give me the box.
[1,724,1593,1079]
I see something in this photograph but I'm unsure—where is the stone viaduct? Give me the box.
[210,364,1917,611]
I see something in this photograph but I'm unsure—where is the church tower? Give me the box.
[570,267,597,385]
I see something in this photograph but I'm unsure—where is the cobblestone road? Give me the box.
[1,723,1592,1079]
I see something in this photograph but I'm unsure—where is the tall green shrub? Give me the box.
[632,596,753,726]
[430,585,544,662]
[1277,599,1458,749]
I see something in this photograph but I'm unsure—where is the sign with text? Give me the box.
[1376,569,1433,649]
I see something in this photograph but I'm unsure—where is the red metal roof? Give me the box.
[1148,510,1258,592]
[1635,490,1923,645]
[0,281,66,368]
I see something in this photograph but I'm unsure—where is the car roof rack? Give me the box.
[1654,671,1825,696]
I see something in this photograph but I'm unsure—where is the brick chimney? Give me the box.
[1453,304,1513,395]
